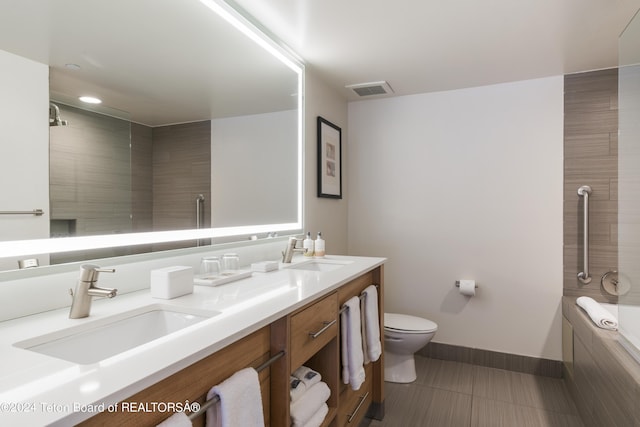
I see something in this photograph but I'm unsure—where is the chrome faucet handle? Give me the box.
[69,265,117,319]
[282,236,307,263]
[79,264,116,282]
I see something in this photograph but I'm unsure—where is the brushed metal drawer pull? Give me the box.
[309,319,336,338]
[347,391,370,423]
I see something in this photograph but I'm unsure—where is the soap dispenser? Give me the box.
[303,232,314,257]
[314,232,325,257]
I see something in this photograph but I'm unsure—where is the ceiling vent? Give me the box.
[346,81,394,97]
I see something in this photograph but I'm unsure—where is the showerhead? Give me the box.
[49,102,68,126]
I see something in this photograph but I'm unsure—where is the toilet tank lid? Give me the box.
[384,313,438,332]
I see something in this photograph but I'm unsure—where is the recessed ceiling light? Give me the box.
[65,63,81,70]
[79,96,102,104]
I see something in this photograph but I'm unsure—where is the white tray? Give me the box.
[194,270,252,287]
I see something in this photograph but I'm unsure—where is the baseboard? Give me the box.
[418,342,563,378]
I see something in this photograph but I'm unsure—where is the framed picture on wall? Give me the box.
[317,116,342,199]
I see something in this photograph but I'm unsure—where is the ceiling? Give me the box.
[233,0,640,101]
[0,0,299,126]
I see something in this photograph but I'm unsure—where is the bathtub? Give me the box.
[565,298,640,424]
[599,302,640,365]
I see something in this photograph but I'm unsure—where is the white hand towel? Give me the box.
[293,365,322,388]
[295,403,328,427]
[576,296,618,330]
[341,296,366,390]
[290,381,331,427]
[360,285,382,363]
[157,412,192,427]
[290,375,307,403]
[206,367,265,427]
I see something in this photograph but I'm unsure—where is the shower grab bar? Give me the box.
[195,194,205,229]
[0,209,44,216]
[577,185,592,284]
[195,194,205,247]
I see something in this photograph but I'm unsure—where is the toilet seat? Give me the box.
[384,313,437,334]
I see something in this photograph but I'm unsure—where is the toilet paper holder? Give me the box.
[455,280,478,288]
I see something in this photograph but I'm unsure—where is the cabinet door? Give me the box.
[290,292,338,371]
[338,363,373,426]
[337,268,385,423]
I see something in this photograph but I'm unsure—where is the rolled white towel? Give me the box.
[290,375,307,403]
[293,366,321,389]
[294,403,328,427]
[576,296,618,330]
[290,381,330,427]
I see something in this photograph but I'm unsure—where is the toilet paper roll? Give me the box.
[458,280,476,296]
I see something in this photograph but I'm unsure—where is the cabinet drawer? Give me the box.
[337,363,372,426]
[291,293,338,370]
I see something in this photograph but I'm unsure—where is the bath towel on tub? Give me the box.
[576,296,618,330]
[206,367,264,427]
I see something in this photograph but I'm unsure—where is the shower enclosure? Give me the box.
[618,9,640,359]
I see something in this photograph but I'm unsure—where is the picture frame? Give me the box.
[317,116,342,198]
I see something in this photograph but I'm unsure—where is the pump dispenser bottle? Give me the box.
[303,232,314,257]
[314,232,325,257]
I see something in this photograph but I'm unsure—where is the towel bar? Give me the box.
[0,209,44,216]
[186,350,285,420]
[339,283,379,314]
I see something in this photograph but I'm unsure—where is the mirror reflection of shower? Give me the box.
[49,102,68,126]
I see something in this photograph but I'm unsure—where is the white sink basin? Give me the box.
[14,305,219,364]
[285,259,352,272]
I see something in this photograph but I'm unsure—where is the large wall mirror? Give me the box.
[0,0,303,272]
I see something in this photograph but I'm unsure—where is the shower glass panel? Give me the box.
[49,102,133,263]
[618,9,640,354]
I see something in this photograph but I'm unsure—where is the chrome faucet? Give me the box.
[282,236,307,263]
[69,264,117,319]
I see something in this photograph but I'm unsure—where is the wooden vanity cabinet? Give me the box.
[79,266,384,427]
[285,265,385,427]
[290,293,338,371]
[336,268,384,426]
[287,292,340,426]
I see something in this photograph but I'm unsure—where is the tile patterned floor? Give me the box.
[364,355,583,427]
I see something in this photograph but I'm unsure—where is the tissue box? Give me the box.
[150,266,194,299]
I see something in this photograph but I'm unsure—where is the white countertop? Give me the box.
[0,255,385,426]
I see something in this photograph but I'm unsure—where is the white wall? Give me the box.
[0,50,50,270]
[303,67,349,254]
[347,77,564,360]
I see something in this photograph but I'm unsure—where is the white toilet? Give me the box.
[384,313,438,383]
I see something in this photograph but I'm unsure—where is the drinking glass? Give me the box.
[222,253,240,273]
[200,256,221,276]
